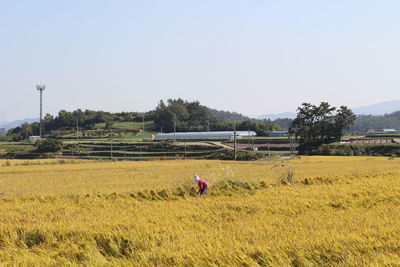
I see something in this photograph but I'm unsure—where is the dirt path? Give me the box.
[207,141,233,150]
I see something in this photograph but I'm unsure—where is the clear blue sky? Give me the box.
[1,0,400,121]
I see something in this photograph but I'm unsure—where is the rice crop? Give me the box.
[0,156,399,265]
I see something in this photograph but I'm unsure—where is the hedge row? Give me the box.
[312,143,400,157]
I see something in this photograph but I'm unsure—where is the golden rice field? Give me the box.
[0,156,400,266]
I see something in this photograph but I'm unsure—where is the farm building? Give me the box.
[28,136,42,142]
[268,131,289,137]
[154,131,257,141]
[366,129,397,134]
[383,129,397,133]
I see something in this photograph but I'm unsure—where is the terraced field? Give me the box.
[62,142,224,160]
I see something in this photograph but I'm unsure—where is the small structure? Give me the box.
[268,131,289,137]
[365,129,377,134]
[154,131,256,141]
[383,129,397,133]
[366,129,397,134]
[29,136,41,143]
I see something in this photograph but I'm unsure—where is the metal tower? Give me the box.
[36,84,45,138]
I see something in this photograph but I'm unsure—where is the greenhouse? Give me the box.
[154,131,257,141]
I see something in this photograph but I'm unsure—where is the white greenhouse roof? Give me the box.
[154,131,257,140]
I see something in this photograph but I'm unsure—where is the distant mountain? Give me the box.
[352,100,400,115]
[257,112,297,120]
[0,118,39,130]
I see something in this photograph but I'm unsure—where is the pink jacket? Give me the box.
[198,179,209,190]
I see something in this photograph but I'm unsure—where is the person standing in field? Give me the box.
[193,175,209,195]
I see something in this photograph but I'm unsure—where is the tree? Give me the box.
[36,139,63,153]
[43,113,55,132]
[105,120,114,132]
[153,99,205,132]
[56,110,75,128]
[20,123,33,140]
[292,102,355,154]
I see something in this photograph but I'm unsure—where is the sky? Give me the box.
[1,0,400,121]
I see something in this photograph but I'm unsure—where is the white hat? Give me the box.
[193,175,200,182]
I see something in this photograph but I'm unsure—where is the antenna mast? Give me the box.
[36,84,45,139]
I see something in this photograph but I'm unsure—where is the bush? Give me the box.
[9,134,23,142]
[36,139,63,153]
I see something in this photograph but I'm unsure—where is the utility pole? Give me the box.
[290,133,296,158]
[233,121,237,161]
[173,114,177,141]
[289,127,298,158]
[76,119,79,141]
[36,84,45,139]
[248,129,250,150]
[289,133,293,157]
[142,113,145,141]
[207,114,210,132]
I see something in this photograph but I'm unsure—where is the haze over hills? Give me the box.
[352,100,400,115]
[256,112,297,120]
[0,118,38,130]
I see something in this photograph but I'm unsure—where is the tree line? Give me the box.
[153,99,280,135]
[6,110,156,141]
[6,99,283,141]
[350,111,400,133]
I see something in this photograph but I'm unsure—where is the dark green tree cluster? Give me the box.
[292,102,355,154]
[153,99,278,135]
[207,108,251,121]
[273,118,293,130]
[350,111,400,133]
[35,138,63,153]
[153,99,210,132]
